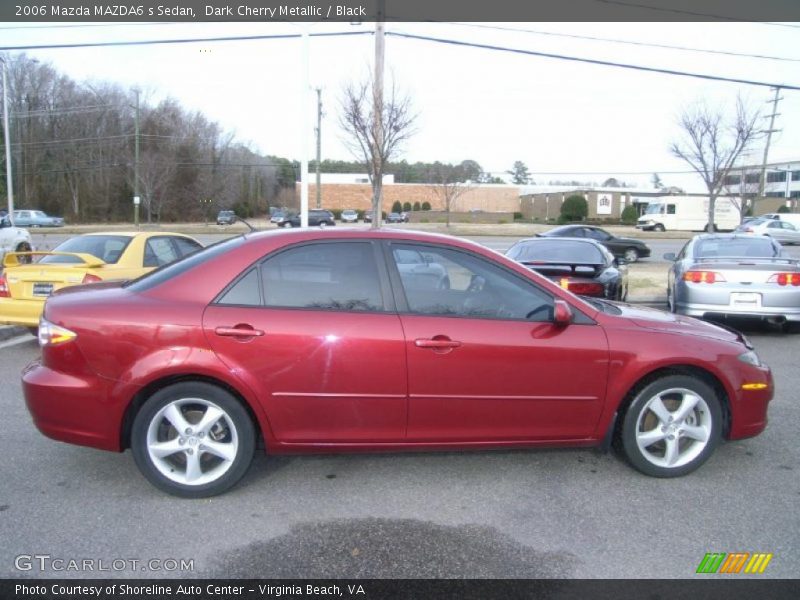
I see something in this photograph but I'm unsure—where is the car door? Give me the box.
[385,241,609,442]
[203,240,408,443]
[583,227,620,256]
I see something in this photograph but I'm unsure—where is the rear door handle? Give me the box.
[415,338,462,349]
[215,326,265,338]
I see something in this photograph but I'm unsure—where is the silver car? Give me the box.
[735,217,800,245]
[665,234,800,330]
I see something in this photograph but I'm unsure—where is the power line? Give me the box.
[388,31,800,91]
[0,30,371,51]
[11,104,121,118]
[10,134,130,147]
[444,22,800,63]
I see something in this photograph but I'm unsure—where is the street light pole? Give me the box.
[133,88,140,228]
[1,56,15,225]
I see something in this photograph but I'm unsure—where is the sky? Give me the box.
[1,20,799,192]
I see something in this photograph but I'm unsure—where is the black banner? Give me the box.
[2,0,800,23]
[2,579,800,600]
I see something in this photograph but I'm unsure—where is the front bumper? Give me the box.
[0,297,44,326]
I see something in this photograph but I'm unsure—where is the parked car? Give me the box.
[386,212,409,223]
[23,229,772,497]
[665,233,800,330]
[759,213,800,228]
[735,217,800,245]
[539,224,651,262]
[0,232,202,330]
[287,209,336,228]
[216,210,236,225]
[12,210,64,228]
[363,210,373,223]
[270,210,293,227]
[506,237,628,301]
[341,209,359,223]
[0,215,34,265]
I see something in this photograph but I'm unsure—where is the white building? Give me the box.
[721,160,800,201]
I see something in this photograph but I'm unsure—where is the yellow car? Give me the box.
[0,231,203,329]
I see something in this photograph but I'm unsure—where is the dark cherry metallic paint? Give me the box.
[23,229,772,460]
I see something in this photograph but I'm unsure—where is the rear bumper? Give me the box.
[677,302,800,323]
[0,297,44,326]
[22,360,125,452]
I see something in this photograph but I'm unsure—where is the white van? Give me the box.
[760,212,800,228]
[636,196,741,232]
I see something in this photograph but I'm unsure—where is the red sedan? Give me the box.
[23,229,773,497]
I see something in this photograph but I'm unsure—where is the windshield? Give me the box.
[695,237,778,259]
[126,235,245,292]
[644,203,663,215]
[507,240,604,264]
[40,235,132,264]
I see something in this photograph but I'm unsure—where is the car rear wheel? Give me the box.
[131,382,256,498]
[653,224,665,232]
[623,247,639,263]
[620,375,721,477]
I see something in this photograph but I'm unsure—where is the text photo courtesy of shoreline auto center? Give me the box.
[1,1,799,599]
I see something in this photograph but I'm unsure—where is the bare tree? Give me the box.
[428,162,475,228]
[670,96,761,232]
[339,76,416,228]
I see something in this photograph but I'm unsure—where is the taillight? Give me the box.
[0,274,8,298]
[683,271,726,284]
[81,273,102,284]
[38,317,77,347]
[559,278,605,296]
[767,273,800,286]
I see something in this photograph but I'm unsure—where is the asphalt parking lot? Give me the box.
[1,321,798,579]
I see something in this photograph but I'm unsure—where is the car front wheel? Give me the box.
[620,375,721,477]
[131,382,256,498]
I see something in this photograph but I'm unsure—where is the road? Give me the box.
[1,325,798,579]
[29,230,800,264]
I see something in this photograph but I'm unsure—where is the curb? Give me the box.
[0,325,29,342]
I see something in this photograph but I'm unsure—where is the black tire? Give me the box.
[654,224,666,232]
[27,327,38,337]
[623,247,639,263]
[131,382,256,498]
[667,286,676,313]
[619,375,722,477]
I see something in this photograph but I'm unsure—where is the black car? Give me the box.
[538,225,651,263]
[216,210,236,225]
[386,212,409,223]
[506,237,628,301]
[287,209,336,228]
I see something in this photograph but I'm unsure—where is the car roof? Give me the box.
[512,236,606,248]
[78,231,194,239]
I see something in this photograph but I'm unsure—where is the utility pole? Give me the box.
[133,88,140,228]
[371,0,385,229]
[315,87,322,209]
[1,56,14,224]
[757,87,782,210]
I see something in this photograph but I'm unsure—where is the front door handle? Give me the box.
[415,337,462,352]
[215,325,264,338]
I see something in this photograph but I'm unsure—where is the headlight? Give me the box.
[737,350,761,367]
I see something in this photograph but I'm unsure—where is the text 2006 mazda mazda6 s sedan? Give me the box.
[22,229,773,497]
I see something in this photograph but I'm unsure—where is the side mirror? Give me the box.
[553,300,573,327]
[663,252,676,261]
